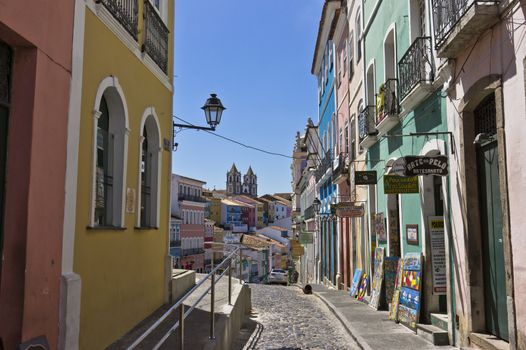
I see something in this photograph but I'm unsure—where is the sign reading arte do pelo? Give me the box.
[393,155,449,177]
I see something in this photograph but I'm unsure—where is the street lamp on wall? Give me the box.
[173,93,226,150]
[313,198,321,213]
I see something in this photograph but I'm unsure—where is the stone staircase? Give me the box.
[416,313,450,346]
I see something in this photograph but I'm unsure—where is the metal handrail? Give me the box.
[127,245,241,349]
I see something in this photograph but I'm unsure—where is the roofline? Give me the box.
[172,174,207,185]
[311,0,342,75]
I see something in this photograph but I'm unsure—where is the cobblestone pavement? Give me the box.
[234,284,359,350]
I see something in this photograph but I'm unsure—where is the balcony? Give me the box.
[398,37,435,113]
[375,79,400,135]
[432,0,499,58]
[182,248,205,257]
[143,0,169,73]
[178,194,206,203]
[170,240,181,247]
[358,106,378,149]
[332,153,349,184]
[304,204,317,220]
[315,150,332,182]
[96,0,138,39]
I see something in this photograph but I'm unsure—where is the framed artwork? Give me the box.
[406,224,419,246]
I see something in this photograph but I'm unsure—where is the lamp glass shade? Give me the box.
[202,93,225,128]
[313,198,321,212]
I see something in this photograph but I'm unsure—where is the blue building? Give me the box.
[311,0,341,287]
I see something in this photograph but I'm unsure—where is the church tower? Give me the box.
[242,166,257,197]
[226,163,241,196]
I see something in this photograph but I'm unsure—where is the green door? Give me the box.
[477,140,509,341]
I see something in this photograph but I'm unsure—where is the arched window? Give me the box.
[92,77,128,228]
[139,112,161,227]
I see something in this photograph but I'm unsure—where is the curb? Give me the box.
[312,291,374,350]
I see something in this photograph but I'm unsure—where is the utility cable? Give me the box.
[173,116,302,160]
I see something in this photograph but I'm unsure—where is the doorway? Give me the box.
[474,94,509,341]
[0,41,11,282]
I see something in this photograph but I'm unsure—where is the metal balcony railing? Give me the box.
[128,245,243,349]
[358,106,377,142]
[398,37,434,101]
[332,153,349,179]
[432,0,499,49]
[170,240,181,247]
[304,205,317,220]
[315,150,332,182]
[182,248,205,256]
[96,0,138,39]
[376,79,399,125]
[143,0,169,73]
[178,194,206,203]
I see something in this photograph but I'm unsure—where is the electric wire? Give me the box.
[173,116,303,160]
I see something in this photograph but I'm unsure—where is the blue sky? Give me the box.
[173,0,321,194]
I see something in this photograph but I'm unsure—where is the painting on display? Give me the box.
[388,210,400,257]
[369,247,385,309]
[357,273,369,302]
[398,253,423,332]
[384,257,400,306]
[375,213,387,244]
[349,268,363,298]
[388,259,404,321]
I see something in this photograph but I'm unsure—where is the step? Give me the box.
[416,323,450,346]
[430,313,449,332]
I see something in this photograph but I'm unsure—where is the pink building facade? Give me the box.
[437,1,526,347]
[171,175,207,272]
[0,1,74,348]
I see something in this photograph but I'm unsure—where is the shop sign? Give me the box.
[335,202,365,218]
[391,156,449,177]
[429,216,446,295]
[384,175,419,194]
[355,170,377,185]
[291,240,304,257]
[299,232,313,245]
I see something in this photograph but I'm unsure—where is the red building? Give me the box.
[0,1,75,348]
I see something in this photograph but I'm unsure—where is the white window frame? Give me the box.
[90,76,129,228]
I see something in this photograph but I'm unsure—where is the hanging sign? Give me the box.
[384,175,419,194]
[299,232,313,244]
[429,216,447,295]
[355,170,377,185]
[392,156,449,177]
[291,240,304,257]
[335,202,365,218]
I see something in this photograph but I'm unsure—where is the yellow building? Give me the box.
[207,196,223,224]
[62,1,174,348]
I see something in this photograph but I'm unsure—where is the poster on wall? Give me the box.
[357,273,369,302]
[375,213,387,244]
[369,247,385,310]
[384,257,400,306]
[398,253,423,332]
[388,259,404,321]
[349,268,363,298]
[429,216,447,295]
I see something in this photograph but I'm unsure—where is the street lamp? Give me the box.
[313,198,321,213]
[173,93,226,150]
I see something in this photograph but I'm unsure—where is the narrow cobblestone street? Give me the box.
[233,284,358,350]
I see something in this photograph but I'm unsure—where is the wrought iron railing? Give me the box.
[182,248,205,256]
[96,0,138,39]
[178,194,206,203]
[304,204,317,220]
[315,150,332,182]
[376,79,399,125]
[143,0,169,73]
[358,106,377,142]
[333,153,349,179]
[170,240,181,247]
[432,0,499,49]
[398,37,434,101]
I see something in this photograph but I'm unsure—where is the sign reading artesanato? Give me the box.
[392,155,448,177]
